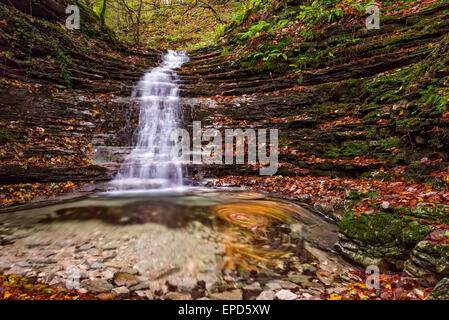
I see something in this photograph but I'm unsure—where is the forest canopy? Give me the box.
[78,0,244,49]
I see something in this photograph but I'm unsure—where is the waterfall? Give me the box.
[112,50,189,190]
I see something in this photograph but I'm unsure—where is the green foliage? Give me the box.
[346,190,380,201]
[379,137,400,150]
[237,20,271,42]
[327,141,370,159]
[295,0,344,25]
[419,78,449,114]
[241,37,292,70]
[340,211,433,247]
[220,0,273,38]
[404,162,431,183]
[55,48,72,90]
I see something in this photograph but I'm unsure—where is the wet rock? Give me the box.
[15,261,30,268]
[288,273,310,284]
[88,270,101,279]
[49,278,65,288]
[88,262,104,270]
[426,278,449,300]
[316,270,333,286]
[112,286,130,297]
[205,280,219,292]
[306,224,339,252]
[85,256,98,265]
[405,241,449,278]
[210,289,243,300]
[275,289,298,300]
[243,282,262,297]
[8,266,30,276]
[264,281,282,291]
[101,270,114,281]
[103,244,118,251]
[102,251,117,260]
[300,292,321,300]
[165,292,192,300]
[105,261,125,269]
[119,267,138,275]
[335,237,386,268]
[0,260,10,270]
[25,242,51,249]
[288,273,324,290]
[178,279,197,292]
[313,199,342,221]
[296,194,311,202]
[135,290,146,298]
[256,291,275,300]
[130,281,150,291]
[43,273,55,283]
[1,233,29,244]
[82,279,113,293]
[296,264,318,275]
[28,259,56,266]
[279,281,298,290]
[78,243,94,251]
[151,264,180,280]
[337,210,436,271]
[78,270,89,280]
[113,272,140,287]
[137,275,149,282]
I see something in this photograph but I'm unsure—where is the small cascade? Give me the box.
[112,50,189,190]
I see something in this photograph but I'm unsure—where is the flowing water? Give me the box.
[112,51,189,190]
[0,190,351,294]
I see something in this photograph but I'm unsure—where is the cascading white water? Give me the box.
[112,50,189,190]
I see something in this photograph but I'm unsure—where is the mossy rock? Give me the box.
[326,141,369,159]
[404,162,431,182]
[405,205,449,225]
[405,241,449,277]
[340,212,433,247]
[338,211,434,268]
[426,278,449,300]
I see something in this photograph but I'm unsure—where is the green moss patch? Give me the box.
[339,211,433,248]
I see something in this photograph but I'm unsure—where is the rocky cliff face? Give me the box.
[181,1,449,179]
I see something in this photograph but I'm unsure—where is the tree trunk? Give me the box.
[99,0,108,29]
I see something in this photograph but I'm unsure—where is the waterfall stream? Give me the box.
[112,51,189,190]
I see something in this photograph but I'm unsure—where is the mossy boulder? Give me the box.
[337,211,434,269]
[339,212,433,247]
[426,278,449,300]
[404,241,449,278]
